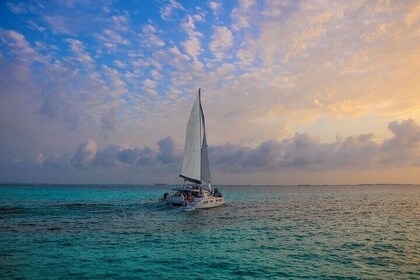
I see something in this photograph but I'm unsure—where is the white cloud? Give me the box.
[70,139,98,169]
[192,9,206,22]
[114,60,126,69]
[262,0,291,17]
[235,34,257,69]
[110,15,129,31]
[67,39,94,65]
[95,28,129,47]
[140,24,165,48]
[209,26,233,60]
[215,63,236,79]
[103,65,127,95]
[143,79,158,89]
[231,0,256,30]
[209,1,222,15]
[0,29,41,60]
[169,46,190,60]
[181,15,202,59]
[160,0,185,21]
[143,79,158,96]
[182,37,201,59]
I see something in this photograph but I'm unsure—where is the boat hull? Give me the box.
[166,196,224,209]
[193,197,224,209]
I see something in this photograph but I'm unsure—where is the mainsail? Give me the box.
[179,89,211,186]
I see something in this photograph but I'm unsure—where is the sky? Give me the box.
[0,0,419,185]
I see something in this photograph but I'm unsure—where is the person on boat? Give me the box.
[213,188,222,197]
[187,193,194,202]
[175,190,184,199]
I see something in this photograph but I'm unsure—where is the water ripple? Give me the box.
[0,184,419,279]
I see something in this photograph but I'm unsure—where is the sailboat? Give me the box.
[160,89,224,208]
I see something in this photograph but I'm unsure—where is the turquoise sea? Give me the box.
[0,184,419,279]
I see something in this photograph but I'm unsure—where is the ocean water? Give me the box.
[0,184,419,279]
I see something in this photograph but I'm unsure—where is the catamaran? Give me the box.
[160,89,224,209]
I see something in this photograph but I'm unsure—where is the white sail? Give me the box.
[180,92,202,184]
[200,102,211,185]
[179,89,212,186]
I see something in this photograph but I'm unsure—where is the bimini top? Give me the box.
[170,187,202,192]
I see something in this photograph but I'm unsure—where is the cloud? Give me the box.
[235,34,258,69]
[44,15,75,35]
[27,20,46,32]
[36,136,180,170]
[209,26,233,60]
[380,119,420,165]
[181,15,202,59]
[182,37,201,59]
[208,119,419,173]
[32,120,419,173]
[70,140,98,169]
[67,39,94,65]
[209,1,222,15]
[140,24,165,48]
[80,137,181,168]
[110,15,129,32]
[114,60,126,69]
[231,0,256,30]
[93,144,122,167]
[1,29,127,134]
[118,147,158,166]
[404,3,420,28]
[103,65,127,95]
[0,29,42,61]
[95,28,129,48]
[157,136,182,164]
[142,79,158,96]
[160,0,185,21]
[101,108,116,131]
[192,9,206,22]
[37,94,80,130]
[36,152,69,170]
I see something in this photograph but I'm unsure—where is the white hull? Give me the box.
[189,196,224,209]
[167,196,225,209]
[164,188,224,209]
